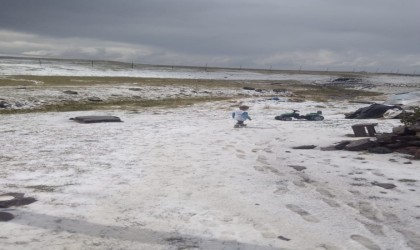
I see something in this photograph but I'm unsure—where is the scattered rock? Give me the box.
[372,182,396,189]
[394,147,419,156]
[243,87,255,90]
[14,101,25,107]
[320,145,337,151]
[0,101,11,109]
[272,89,286,93]
[334,140,351,150]
[345,139,376,151]
[63,90,78,95]
[288,165,307,171]
[70,116,123,123]
[0,193,37,208]
[88,97,102,102]
[0,212,14,222]
[376,133,395,144]
[368,147,393,154]
[277,236,291,241]
[331,77,362,84]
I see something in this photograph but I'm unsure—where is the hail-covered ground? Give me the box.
[1,58,420,250]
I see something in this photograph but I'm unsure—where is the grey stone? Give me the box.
[345,139,376,151]
[70,116,123,123]
[0,212,14,221]
[63,90,78,95]
[368,147,393,154]
[372,182,396,189]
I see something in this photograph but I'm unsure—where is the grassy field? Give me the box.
[0,75,382,114]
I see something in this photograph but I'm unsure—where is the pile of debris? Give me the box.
[323,121,420,160]
[345,103,403,119]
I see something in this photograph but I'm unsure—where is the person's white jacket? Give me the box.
[232,110,251,121]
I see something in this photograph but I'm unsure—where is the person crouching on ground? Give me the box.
[232,105,252,128]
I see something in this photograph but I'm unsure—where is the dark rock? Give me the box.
[255,89,263,92]
[128,88,142,91]
[414,149,420,160]
[385,142,410,149]
[243,87,255,90]
[2,197,37,208]
[0,100,11,109]
[345,139,376,151]
[372,182,396,189]
[394,147,419,156]
[88,97,102,102]
[272,89,286,93]
[70,116,123,123]
[288,165,306,171]
[14,101,25,107]
[320,145,337,151]
[407,141,420,146]
[63,90,78,95]
[1,192,24,199]
[332,77,361,83]
[0,212,14,222]
[292,145,317,149]
[368,147,393,154]
[0,193,37,208]
[395,135,419,142]
[334,140,351,150]
[323,141,347,150]
[376,133,396,144]
[277,236,291,241]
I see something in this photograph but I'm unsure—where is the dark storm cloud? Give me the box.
[1,0,420,71]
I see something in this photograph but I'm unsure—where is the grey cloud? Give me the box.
[1,0,419,72]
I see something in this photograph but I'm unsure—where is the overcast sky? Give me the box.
[1,0,419,73]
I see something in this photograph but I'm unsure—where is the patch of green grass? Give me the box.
[0,75,386,114]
